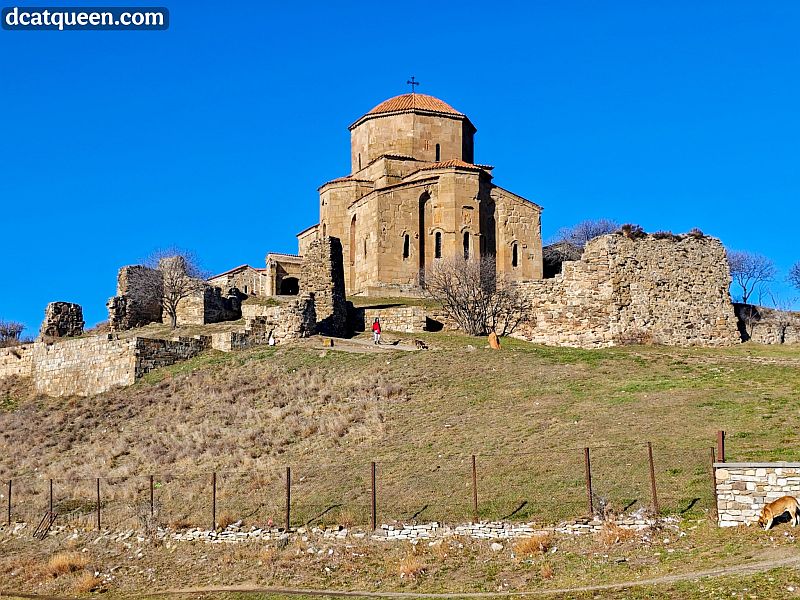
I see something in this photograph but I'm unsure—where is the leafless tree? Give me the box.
[789,263,800,292]
[424,256,530,337]
[727,250,776,304]
[0,320,24,347]
[554,219,619,249]
[146,249,207,329]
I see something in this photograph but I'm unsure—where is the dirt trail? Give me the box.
[147,551,800,598]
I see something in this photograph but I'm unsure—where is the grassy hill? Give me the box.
[2,330,799,531]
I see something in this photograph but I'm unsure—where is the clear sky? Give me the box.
[1,0,799,334]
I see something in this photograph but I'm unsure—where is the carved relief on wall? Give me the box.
[461,206,474,226]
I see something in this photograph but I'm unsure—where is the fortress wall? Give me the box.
[0,345,34,379]
[301,236,347,337]
[514,234,740,348]
[108,266,163,331]
[133,336,210,378]
[715,463,800,527]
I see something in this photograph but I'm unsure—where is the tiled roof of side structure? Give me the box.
[416,159,494,172]
[208,264,261,280]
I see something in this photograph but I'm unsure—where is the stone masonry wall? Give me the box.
[108,266,163,330]
[213,295,316,351]
[133,337,210,378]
[39,302,84,338]
[734,303,800,344]
[171,284,243,326]
[514,233,741,348]
[349,305,428,333]
[301,236,347,336]
[0,345,34,379]
[715,462,800,527]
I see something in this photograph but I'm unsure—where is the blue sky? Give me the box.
[1,0,799,334]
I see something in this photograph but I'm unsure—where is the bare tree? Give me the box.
[146,249,207,329]
[0,320,24,347]
[554,218,619,249]
[727,250,776,304]
[424,256,530,337]
[789,262,800,292]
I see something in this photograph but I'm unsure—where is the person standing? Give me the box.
[372,317,382,345]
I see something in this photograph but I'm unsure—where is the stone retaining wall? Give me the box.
[0,345,34,379]
[349,305,428,333]
[714,462,800,527]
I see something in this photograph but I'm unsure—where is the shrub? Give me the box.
[540,562,555,580]
[397,552,426,579]
[46,552,88,577]
[618,224,647,240]
[217,510,238,529]
[513,532,553,555]
[73,572,103,593]
[594,522,635,549]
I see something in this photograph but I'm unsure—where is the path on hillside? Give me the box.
[301,336,422,354]
[145,550,800,598]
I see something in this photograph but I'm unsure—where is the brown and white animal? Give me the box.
[757,495,800,530]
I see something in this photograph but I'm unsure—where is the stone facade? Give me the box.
[290,93,542,297]
[513,233,741,348]
[349,305,428,334]
[714,462,800,527]
[301,237,347,336]
[108,266,163,330]
[213,296,316,351]
[207,265,269,296]
[170,285,243,326]
[39,302,84,339]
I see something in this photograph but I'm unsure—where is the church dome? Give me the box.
[366,93,464,117]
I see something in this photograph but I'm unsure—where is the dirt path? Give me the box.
[146,551,800,598]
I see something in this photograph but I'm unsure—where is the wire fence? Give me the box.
[1,436,734,533]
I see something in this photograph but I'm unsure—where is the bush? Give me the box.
[46,552,88,577]
[0,320,24,347]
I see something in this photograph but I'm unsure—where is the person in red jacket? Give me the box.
[372,317,382,345]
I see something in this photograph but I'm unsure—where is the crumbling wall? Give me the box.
[133,336,211,378]
[734,304,800,344]
[212,295,315,351]
[301,236,347,336]
[514,234,740,348]
[172,285,243,326]
[108,266,163,330]
[39,302,84,338]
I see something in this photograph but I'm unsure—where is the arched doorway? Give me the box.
[279,277,299,295]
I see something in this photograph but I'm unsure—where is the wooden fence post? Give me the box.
[96,478,101,531]
[370,461,377,531]
[49,479,53,514]
[471,454,478,523]
[285,466,291,532]
[716,430,726,463]
[647,442,659,515]
[211,472,217,531]
[149,475,154,518]
[584,447,594,516]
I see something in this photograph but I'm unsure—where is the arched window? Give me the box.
[358,153,362,170]
[322,222,326,237]
[403,234,410,259]
[512,242,519,268]
[435,143,441,161]
[463,232,470,260]
[364,238,368,258]
[434,232,442,259]
[244,285,249,294]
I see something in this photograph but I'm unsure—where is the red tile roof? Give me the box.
[417,159,494,172]
[367,93,463,117]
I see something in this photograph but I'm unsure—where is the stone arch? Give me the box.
[419,192,431,277]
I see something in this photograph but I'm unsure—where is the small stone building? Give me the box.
[293,92,543,296]
[207,265,269,296]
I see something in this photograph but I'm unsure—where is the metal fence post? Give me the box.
[584,448,594,516]
[716,430,726,463]
[49,479,53,514]
[149,475,154,518]
[647,442,659,515]
[96,478,101,531]
[710,447,718,520]
[370,461,377,531]
[471,454,478,523]
[285,466,291,532]
[211,472,217,531]
[6,479,11,526]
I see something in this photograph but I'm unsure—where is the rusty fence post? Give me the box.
[370,461,377,531]
[49,479,53,514]
[471,454,478,523]
[149,475,154,518]
[584,447,594,516]
[211,472,217,531]
[96,478,101,531]
[647,442,659,515]
[7,479,11,526]
[710,447,718,520]
[285,466,291,532]
[716,430,726,463]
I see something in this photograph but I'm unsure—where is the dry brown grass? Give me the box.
[397,551,426,580]
[72,572,103,593]
[216,510,238,529]
[513,532,553,555]
[540,562,555,580]
[46,552,88,577]
[594,522,636,549]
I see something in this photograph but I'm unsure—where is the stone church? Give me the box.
[278,92,544,296]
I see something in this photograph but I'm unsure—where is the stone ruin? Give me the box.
[39,302,84,339]
[108,265,163,330]
[301,236,347,337]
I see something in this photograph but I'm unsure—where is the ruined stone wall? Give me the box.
[301,237,347,336]
[171,285,243,326]
[0,345,34,379]
[132,336,210,378]
[213,296,315,351]
[514,234,740,348]
[715,462,800,527]
[108,266,163,330]
[39,302,84,338]
[734,304,800,344]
